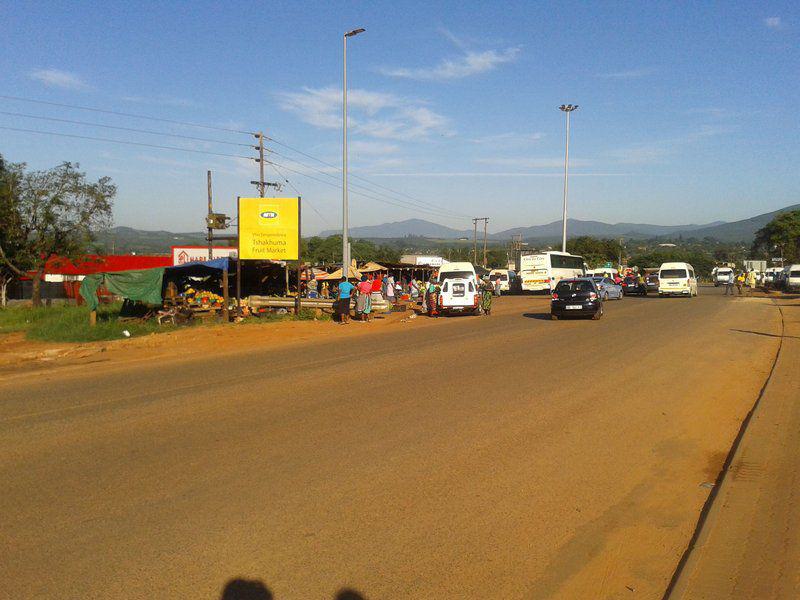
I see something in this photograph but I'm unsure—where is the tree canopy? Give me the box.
[752,210,800,263]
[0,160,116,306]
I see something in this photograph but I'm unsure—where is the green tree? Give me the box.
[752,210,800,263]
[566,237,623,268]
[0,161,116,306]
[0,154,22,306]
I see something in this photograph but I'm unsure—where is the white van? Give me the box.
[714,267,734,286]
[438,262,480,315]
[489,269,514,292]
[787,264,800,291]
[658,262,698,297]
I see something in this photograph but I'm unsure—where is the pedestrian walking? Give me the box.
[724,274,735,296]
[480,276,494,315]
[336,277,354,324]
[746,270,757,296]
[493,276,502,297]
[736,271,745,295]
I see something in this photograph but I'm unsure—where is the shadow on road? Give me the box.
[220,578,367,600]
[730,328,800,340]
[522,312,553,321]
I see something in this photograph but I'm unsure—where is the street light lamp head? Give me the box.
[345,28,366,37]
[559,104,579,112]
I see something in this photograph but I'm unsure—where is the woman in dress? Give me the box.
[480,276,494,316]
[426,278,440,317]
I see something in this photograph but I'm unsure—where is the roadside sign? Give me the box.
[171,246,238,265]
[238,197,300,260]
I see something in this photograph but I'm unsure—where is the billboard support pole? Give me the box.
[236,197,242,318]
[295,197,302,315]
[207,170,213,260]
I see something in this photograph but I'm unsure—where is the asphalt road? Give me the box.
[0,289,784,599]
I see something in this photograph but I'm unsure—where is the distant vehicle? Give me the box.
[551,278,603,320]
[787,265,800,291]
[658,262,698,297]
[714,267,734,287]
[764,266,783,287]
[622,275,647,296]
[645,273,659,292]
[516,251,585,293]
[489,269,515,293]
[438,262,480,315]
[589,276,623,300]
[586,267,619,278]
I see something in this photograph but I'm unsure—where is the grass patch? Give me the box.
[0,303,331,343]
[0,303,179,343]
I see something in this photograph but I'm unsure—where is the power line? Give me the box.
[266,161,330,226]
[267,135,472,219]
[266,158,465,220]
[0,110,253,147]
[0,94,255,135]
[0,126,253,160]
[267,149,469,220]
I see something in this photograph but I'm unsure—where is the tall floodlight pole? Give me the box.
[559,104,578,253]
[343,28,365,277]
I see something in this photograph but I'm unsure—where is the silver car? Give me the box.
[590,276,623,300]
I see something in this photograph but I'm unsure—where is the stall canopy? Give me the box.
[79,258,231,310]
[80,268,165,311]
[358,261,387,273]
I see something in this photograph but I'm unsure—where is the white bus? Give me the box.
[516,252,586,293]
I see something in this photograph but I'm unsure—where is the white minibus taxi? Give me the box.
[787,264,800,291]
[658,262,698,297]
[438,262,480,315]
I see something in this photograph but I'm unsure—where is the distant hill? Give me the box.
[492,219,724,241]
[94,226,208,254]
[667,203,800,242]
[320,218,472,240]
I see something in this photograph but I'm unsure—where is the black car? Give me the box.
[645,273,659,292]
[550,278,603,320]
[622,276,647,295]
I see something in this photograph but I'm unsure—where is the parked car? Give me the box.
[551,278,603,320]
[590,276,623,300]
[645,273,659,292]
[621,275,647,296]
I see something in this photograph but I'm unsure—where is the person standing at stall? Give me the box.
[426,278,441,317]
[336,277,354,324]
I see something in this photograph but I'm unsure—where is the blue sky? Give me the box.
[1,1,798,235]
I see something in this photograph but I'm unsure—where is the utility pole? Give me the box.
[559,104,579,253]
[473,218,478,264]
[483,218,489,267]
[207,170,213,260]
[472,217,489,266]
[256,132,265,197]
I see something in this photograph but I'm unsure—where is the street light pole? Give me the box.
[559,104,578,253]
[343,28,365,278]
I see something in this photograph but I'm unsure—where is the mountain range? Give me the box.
[322,203,800,243]
[102,203,799,254]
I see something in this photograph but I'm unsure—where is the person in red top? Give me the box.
[370,274,382,293]
[356,276,373,321]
